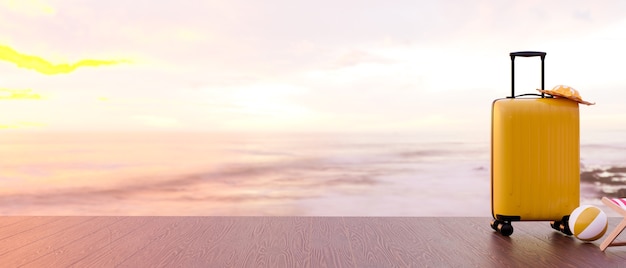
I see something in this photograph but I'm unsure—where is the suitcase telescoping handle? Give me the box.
[509,51,546,98]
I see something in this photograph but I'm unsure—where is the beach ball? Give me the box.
[568,205,608,241]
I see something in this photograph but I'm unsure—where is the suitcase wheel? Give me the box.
[491,220,513,236]
[550,216,572,236]
[490,220,498,231]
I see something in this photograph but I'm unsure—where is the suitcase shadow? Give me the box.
[488,227,605,263]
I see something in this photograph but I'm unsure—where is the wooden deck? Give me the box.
[1,217,626,267]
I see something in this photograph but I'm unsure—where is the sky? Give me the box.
[1,0,625,139]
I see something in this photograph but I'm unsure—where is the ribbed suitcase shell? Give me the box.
[491,98,580,221]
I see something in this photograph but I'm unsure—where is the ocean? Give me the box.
[0,132,623,216]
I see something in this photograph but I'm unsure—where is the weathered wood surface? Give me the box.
[1,217,625,267]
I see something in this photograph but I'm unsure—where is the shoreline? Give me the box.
[581,165,626,199]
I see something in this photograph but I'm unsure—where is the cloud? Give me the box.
[0,0,54,16]
[0,121,45,129]
[0,0,624,134]
[0,44,127,75]
[332,50,394,69]
[0,88,43,100]
[132,115,180,128]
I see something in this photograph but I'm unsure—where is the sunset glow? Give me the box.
[0,1,623,134]
[0,0,54,15]
[0,1,625,218]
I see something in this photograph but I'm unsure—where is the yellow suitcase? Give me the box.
[490,51,580,236]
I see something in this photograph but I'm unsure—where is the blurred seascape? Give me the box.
[0,131,624,216]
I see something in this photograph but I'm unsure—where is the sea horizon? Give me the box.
[1,131,623,216]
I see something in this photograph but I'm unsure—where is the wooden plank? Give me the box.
[216,217,266,267]
[0,216,33,229]
[113,217,207,267]
[185,217,310,268]
[172,216,268,267]
[480,218,626,266]
[177,216,312,267]
[170,217,242,267]
[0,217,119,267]
[70,217,181,267]
[22,217,151,267]
[0,217,92,257]
[442,217,544,266]
[353,217,492,266]
[372,217,482,267]
[0,216,67,242]
[513,219,626,262]
[252,217,310,268]
[344,217,451,267]
[2,217,626,266]
[309,217,354,268]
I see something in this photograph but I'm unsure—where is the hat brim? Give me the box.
[536,89,595,105]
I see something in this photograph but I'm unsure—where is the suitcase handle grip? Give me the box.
[510,51,546,59]
[509,51,546,98]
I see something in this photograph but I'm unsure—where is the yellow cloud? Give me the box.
[0,0,55,15]
[0,121,45,129]
[0,44,127,75]
[0,88,43,100]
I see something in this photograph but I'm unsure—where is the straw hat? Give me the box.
[537,85,595,105]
